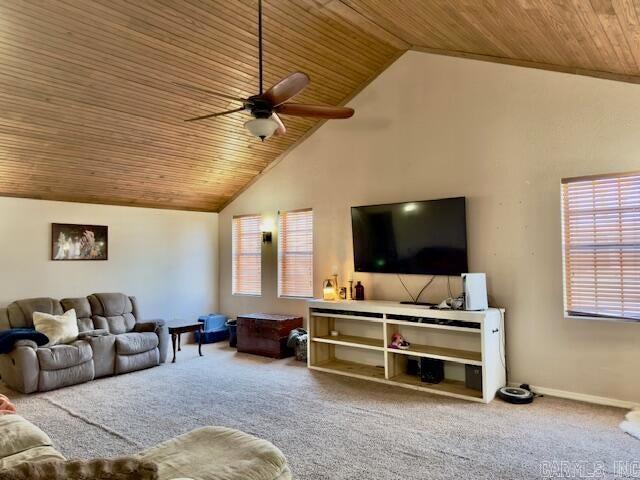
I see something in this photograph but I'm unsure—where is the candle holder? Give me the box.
[322,278,337,301]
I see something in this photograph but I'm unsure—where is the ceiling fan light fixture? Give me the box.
[176,0,353,131]
[244,117,279,141]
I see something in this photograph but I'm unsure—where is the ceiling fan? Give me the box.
[174,0,354,141]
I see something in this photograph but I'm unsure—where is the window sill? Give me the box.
[278,295,313,300]
[232,293,262,298]
[565,314,639,324]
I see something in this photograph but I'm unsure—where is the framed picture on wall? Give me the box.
[51,223,108,261]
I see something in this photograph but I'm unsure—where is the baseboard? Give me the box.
[508,383,639,410]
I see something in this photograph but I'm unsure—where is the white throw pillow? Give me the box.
[33,309,79,347]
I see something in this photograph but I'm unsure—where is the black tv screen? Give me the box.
[351,197,468,275]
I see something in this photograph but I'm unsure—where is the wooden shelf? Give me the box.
[385,318,481,334]
[391,373,483,400]
[310,312,384,323]
[311,359,386,381]
[387,344,482,365]
[313,335,385,351]
[309,363,483,401]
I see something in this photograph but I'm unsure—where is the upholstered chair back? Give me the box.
[2,298,63,329]
[87,293,139,334]
[60,297,94,333]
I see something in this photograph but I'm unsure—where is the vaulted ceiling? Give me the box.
[1,0,640,212]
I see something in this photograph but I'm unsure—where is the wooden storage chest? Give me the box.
[237,313,303,358]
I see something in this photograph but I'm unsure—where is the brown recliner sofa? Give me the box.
[0,293,169,393]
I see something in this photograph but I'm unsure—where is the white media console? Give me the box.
[307,299,506,403]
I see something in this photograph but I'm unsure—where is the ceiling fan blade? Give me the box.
[173,82,249,103]
[258,72,309,106]
[275,103,354,119]
[271,113,286,135]
[184,107,246,122]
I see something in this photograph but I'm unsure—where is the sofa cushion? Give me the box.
[115,349,159,375]
[36,340,92,370]
[91,293,133,316]
[92,314,136,335]
[89,294,137,334]
[116,332,158,355]
[0,414,54,461]
[33,309,79,347]
[138,426,290,480]
[38,361,94,392]
[5,299,63,329]
[60,297,94,332]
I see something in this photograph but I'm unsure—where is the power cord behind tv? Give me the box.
[397,274,436,305]
[397,274,416,303]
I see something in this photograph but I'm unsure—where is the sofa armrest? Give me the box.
[133,320,165,333]
[146,318,165,327]
[78,329,109,339]
[13,339,39,349]
[0,345,40,393]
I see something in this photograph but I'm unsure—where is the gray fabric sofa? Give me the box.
[0,293,169,393]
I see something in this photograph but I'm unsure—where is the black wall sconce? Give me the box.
[261,216,275,244]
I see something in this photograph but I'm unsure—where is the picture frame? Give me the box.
[51,223,108,261]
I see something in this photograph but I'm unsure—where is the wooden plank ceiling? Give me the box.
[1,0,640,212]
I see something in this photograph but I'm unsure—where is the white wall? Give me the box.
[219,51,640,404]
[0,197,218,321]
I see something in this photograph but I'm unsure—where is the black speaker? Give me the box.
[465,364,483,391]
[406,357,420,376]
[420,358,444,384]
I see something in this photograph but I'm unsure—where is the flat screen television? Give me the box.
[351,197,468,275]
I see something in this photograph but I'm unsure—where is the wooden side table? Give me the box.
[167,321,203,363]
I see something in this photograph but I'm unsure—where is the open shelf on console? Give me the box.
[311,359,386,381]
[313,334,385,351]
[310,308,385,323]
[388,344,482,365]
[385,318,481,334]
[390,373,483,399]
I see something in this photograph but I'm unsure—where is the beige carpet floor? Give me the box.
[1,343,638,479]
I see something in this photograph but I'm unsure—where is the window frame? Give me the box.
[231,214,262,297]
[277,208,314,299]
[561,171,640,323]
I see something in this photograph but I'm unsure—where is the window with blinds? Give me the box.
[561,172,640,321]
[278,209,313,298]
[232,214,262,296]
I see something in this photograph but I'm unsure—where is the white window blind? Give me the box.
[232,214,261,296]
[278,209,313,298]
[561,172,640,321]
